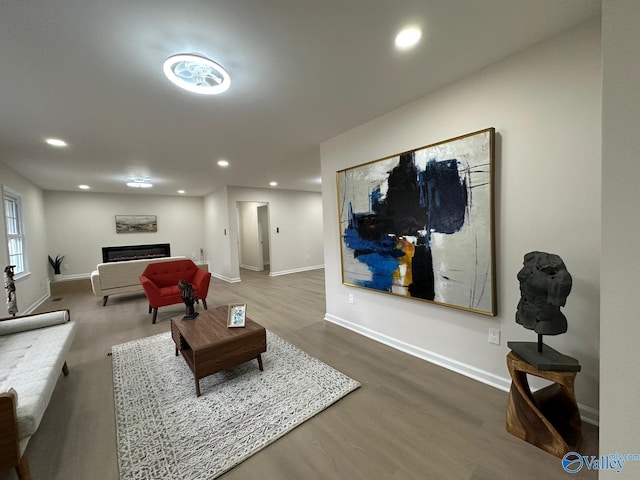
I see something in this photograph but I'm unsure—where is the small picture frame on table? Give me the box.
[227,303,247,328]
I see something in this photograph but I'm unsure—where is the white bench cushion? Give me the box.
[0,321,77,438]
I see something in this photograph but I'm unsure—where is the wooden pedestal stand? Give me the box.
[506,351,582,458]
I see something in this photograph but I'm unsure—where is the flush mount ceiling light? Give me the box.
[217,159,229,167]
[395,26,422,50]
[163,54,231,95]
[46,138,68,147]
[126,178,153,188]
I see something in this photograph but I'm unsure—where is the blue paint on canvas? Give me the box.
[343,226,402,290]
[343,154,467,299]
[356,253,400,291]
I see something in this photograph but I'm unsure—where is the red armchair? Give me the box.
[139,259,211,324]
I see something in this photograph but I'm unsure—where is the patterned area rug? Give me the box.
[112,331,360,479]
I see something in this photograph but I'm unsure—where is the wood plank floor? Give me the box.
[1,268,598,480]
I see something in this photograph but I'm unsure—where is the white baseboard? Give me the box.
[577,404,599,427]
[324,312,599,426]
[240,264,263,272]
[52,273,91,281]
[269,264,324,277]
[21,293,50,314]
[211,272,241,283]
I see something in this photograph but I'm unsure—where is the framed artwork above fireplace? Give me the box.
[115,215,157,233]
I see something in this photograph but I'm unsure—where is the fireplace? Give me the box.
[102,243,171,263]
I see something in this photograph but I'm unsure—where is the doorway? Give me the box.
[237,201,271,273]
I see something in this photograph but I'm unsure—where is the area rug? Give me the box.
[111,331,360,479]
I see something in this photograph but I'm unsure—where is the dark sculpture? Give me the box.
[4,265,18,316]
[516,251,572,337]
[178,279,198,320]
[509,251,579,371]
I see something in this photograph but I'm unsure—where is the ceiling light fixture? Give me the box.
[177,190,186,194]
[163,54,231,95]
[217,159,229,167]
[395,27,422,50]
[78,184,91,190]
[269,181,278,187]
[46,138,68,147]
[126,178,153,189]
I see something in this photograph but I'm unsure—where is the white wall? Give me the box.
[204,186,236,281]
[600,0,640,476]
[43,191,205,276]
[321,21,601,419]
[203,186,323,281]
[0,162,49,314]
[227,187,324,277]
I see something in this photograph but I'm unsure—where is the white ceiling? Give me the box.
[0,0,601,196]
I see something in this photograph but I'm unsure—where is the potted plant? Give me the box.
[48,254,65,280]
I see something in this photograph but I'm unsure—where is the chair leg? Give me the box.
[152,308,158,324]
[202,298,208,310]
[102,296,108,306]
[148,304,153,314]
[62,361,69,376]
[16,453,31,480]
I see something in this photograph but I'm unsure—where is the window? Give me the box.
[3,188,26,275]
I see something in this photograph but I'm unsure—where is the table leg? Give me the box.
[195,378,201,397]
[257,354,264,371]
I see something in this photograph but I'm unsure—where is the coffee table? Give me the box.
[170,306,267,397]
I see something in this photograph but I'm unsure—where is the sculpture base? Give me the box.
[506,351,582,457]
[183,312,199,320]
[508,341,581,372]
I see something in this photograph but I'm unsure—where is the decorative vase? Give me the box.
[54,273,63,281]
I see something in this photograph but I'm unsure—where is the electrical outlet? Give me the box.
[348,293,354,304]
[488,328,500,345]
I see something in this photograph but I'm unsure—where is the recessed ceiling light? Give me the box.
[177,190,186,194]
[395,27,422,50]
[78,185,91,190]
[269,181,278,187]
[46,138,68,147]
[126,178,153,188]
[163,54,231,95]
[217,159,229,167]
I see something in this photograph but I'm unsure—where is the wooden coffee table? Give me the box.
[170,306,266,397]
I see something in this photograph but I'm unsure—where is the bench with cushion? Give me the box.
[0,310,77,480]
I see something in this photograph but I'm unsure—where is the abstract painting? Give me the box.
[336,128,496,316]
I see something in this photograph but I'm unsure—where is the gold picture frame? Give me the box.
[336,128,496,316]
[227,303,247,328]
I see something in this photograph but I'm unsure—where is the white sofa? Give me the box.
[90,256,185,305]
[0,310,77,479]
